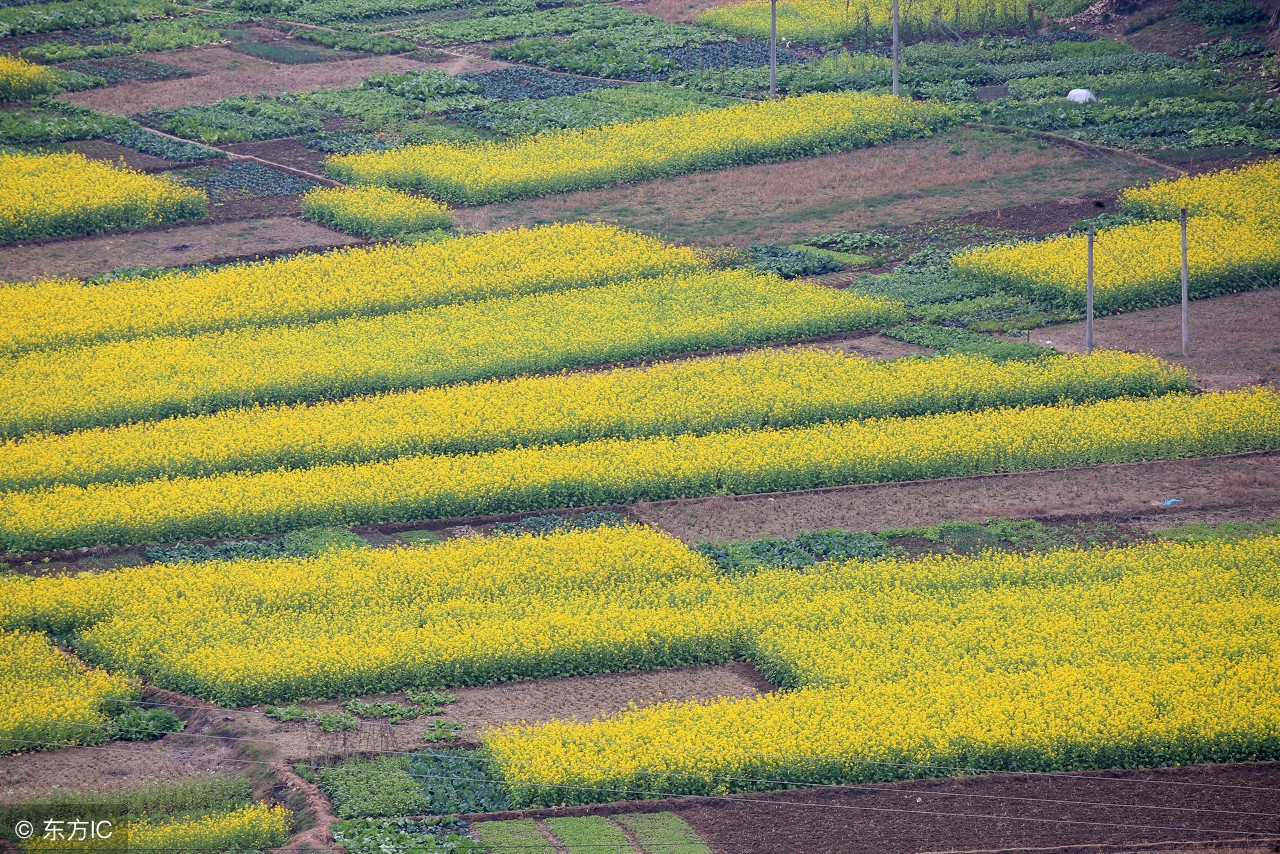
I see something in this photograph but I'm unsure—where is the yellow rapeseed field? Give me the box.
[954,160,1280,313]
[0,629,135,753]
[0,55,61,101]
[1119,158,1280,224]
[24,804,292,853]
[1,223,701,356]
[326,92,955,204]
[696,0,1027,43]
[0,349,1189,492]
[2,388,1273,552]
[952,214,1280,313]
[487,535,1280,801]
[0,151,206,243]
[299,184,454,238]
[4,526,1276,784]
[0,526,731,703]
[0,270,902,438]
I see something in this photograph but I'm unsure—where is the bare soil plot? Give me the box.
[65,139,180,172]
[630,451,1280,544]
[265,661,774,758]
[0,725,239,801]
[0,216,360,283]
[59,46,504,114]
[470,761,1280,854]
[677,762,1280,854]
[451,130,1166,245]
[224,138,331,176]
[611,0,729,24]
[1032,289,1280,390]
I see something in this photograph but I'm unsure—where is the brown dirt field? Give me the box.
[450,130,1166,245]
[611,0,729,24]
[256,661,773,759]
[223,138,331,176]
[1032,290,1280,391]
[59,46,505,114]
[0,713,239,802]
[472,762,1280,854]
[473,763,1280,850]
[65,139,181,172]
[0,216,360,283]
[629,450,1280,543]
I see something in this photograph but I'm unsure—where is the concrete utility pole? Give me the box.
[891,0,900,95]
[1086,225,1095,355]
[770,0,778,98]
[1180,207,1189,358]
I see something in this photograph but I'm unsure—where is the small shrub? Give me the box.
[1179,0,1266,27]
[695,529,892,573]
[108,707,186,741]
[291,27,418,53]
[740,244,844,278]
[265,704,360,731]
[802,230,899,253]
[304,755,430,819]
[884,323,1057,362]
[334,817,483,854]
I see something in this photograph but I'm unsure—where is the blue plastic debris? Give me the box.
[1162,498,1182,506]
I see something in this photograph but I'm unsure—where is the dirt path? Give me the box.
[450,130,1165,245]
[0,216,361,283]
[630,450,1280,544]
[59,46,505,114]
[1032,290,1280,391]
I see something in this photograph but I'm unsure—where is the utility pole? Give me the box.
[1086,225,1094,355]
[770,0,778,98]
[1180,208,1189,358]
[891,0,900,96]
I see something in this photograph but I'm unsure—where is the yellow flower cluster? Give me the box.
[0,629,135,754]
[1119,158,1280,224]
[0,349,1188,493]
[0,271,902,439]
[125,804,291,851]
[2,387,1273,552]
[2,223,699,357]
[0,55,60,102]
[0,526,730,704]
[954,160,1280,313]
[696,0,1027,43]
[486,534,1280,801]
[952,214,1280,313]
[5,524,1277,785]
[0,151,206,243]
[300,185,454,239]
[326,93,955,204]
[24,804,292,853]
